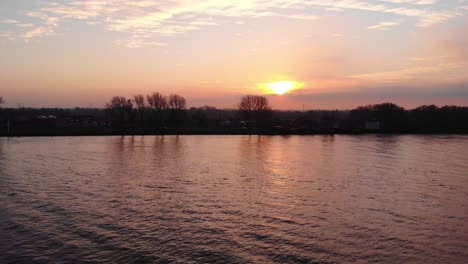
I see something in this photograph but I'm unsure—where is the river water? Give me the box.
[0,135,467,263]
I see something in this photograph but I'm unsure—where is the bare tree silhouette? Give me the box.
[168,94,186,126]
[133,94,146,127]
[105,96,133,128]
[238,95,272,125]
[168,94,186,110]
[147,92,168,127]
[147,92,167,111]
[238,95,271,112]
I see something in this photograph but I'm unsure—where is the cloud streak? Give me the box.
[1,0,467,47]
[368,21,400,30]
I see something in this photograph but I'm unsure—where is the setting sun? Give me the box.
[263,81,301,95]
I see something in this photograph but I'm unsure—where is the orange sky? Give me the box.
[1,0,468,109]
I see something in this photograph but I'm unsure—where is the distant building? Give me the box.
[220,120,232,127]
[365,121,380,130]
[33,115,58,127]
[64,115,96,127]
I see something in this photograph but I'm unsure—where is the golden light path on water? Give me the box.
[1,136,468,263]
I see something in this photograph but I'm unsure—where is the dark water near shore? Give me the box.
[1,135,467,263]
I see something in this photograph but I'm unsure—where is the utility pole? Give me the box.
[7,118,10,136]
[6,109,11,137]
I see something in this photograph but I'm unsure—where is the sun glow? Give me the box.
[263,81,301,95]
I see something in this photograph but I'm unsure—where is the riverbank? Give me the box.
[1,127,466,137]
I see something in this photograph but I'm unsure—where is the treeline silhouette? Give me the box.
[105,93,188,129]
[349,103,468,133]
[0,94,467,136]
[103,93,277,132]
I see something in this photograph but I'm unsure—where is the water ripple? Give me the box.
[1,135,467,263]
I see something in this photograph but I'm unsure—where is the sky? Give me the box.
[1,0,468,110]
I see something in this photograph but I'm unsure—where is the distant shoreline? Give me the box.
[1,127,466,137]
[2,103,468,137]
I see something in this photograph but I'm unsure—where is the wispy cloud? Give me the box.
[377,0,437,5]
[1,0,467,47]
[349,54,468,84]
[368,21,400,30]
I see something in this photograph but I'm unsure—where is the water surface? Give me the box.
[1,135,467,263]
